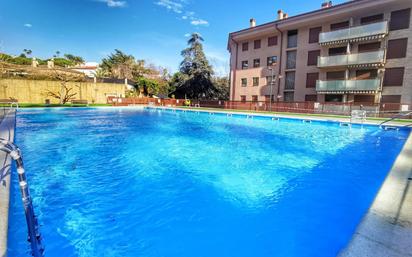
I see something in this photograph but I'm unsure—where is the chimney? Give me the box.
[250,18,256,28]
[321,1,332,8]
[283,13,288,19]
[277,9,284,20]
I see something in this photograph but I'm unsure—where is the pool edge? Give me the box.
[0,110,16,257]
[339,132,412,257]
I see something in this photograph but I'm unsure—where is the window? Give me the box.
[309,27,322,43]
[383,67,404,87]
[326,71,345,80]
[360,14,384,25]
[328,46,347,56]
[387,38,408,59]
[330,21,349,31]
[252,77,259,87]
[307,50,320,66]
[286,50,296,69]
[241,78,248,87]
[285,71,295,90]
[242,42,249,51]
[267,56,277,66]
[325,94,343,102]
[268,36,278,46]
[253,58,260,68]
[381,95,401,103]
[356,69,378,80]
[354,95,375,103]
[254,40,261,49]
[306,73,319,88]
[358,42,381,53]
[252,95,258,102]
[241,60,249,69]
[305,95,318,102]
[266,76,275,85]
[390,8,411,31]
[284,92,294,102]
[287,30,298,48]
[265,95,274,102]
[240,95,246,102]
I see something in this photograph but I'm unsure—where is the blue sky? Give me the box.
[0,0,347,75]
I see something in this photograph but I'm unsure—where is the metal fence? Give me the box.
[106,97,412,119]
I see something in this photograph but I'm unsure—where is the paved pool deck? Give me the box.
[0,110,16,257]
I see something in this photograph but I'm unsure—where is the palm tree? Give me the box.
[23,49,32,57]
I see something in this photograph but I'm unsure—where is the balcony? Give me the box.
[316,79,381,94]
[319,21,388,45]
[317,50,385,68]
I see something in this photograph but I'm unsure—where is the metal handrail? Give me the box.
[379,111,412,127]
[0,138,44,257]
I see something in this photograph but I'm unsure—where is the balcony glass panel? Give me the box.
[319,21,388,44]
[318,50,384,67]
[316,79,381,91]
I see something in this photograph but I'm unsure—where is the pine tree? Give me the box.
[175,33,216,99]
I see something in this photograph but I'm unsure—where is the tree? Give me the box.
[173,33,216,99]
[212,76,230,100]
[64,54,85,66]
[100,49,139,79]
[54,50,61,58]
[23,49,32,57]
[44,69,78,104]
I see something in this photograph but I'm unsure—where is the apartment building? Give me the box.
[227,0,412,105]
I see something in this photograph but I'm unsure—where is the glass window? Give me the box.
[284,92,294,102]
[390,8,411,31]
[308,27,322,44]
[285,71,295,90]
[241,78,247,87]
[253,58,260,68]
[266,76,276,85]
[252,95,258,102]
[240,95,246,102]
[241,60,248,69]
[267,56,277,66]
[286,51,296,69]
[253,77,259,87]
[287,30,298,48]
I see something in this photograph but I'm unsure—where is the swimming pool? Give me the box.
[8,107,410,257]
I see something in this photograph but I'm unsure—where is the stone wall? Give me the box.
[0,79,126,104]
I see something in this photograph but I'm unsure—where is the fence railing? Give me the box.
[106,97,412,119]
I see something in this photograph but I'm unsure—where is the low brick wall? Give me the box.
[0,79,126,104]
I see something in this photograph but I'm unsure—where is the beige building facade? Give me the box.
[228,0,412,105]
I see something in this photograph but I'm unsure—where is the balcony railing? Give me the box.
[316,79,381,93]
[319,21,388,45]
[317,50,385,68]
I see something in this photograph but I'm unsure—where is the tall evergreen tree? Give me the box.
[174,33,216,99]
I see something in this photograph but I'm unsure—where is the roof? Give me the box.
[227,0,368,49]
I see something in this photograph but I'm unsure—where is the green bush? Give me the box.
[53,58,74,67]
[10,56,32,65]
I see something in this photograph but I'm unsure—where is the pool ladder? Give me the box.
[0,138,44,257]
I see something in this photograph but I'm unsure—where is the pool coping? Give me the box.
[146,106,411,128]
[0,110,16,257]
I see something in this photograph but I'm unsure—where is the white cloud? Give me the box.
[98,0,127,8]
[184,33,191,37]
[23,23,32,28]
[155,0,184,14]
[191,19,209,26]
[155,1,209,27]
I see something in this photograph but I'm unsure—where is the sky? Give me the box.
[0,0,347,76]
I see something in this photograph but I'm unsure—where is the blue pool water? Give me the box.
[8,107,410,257]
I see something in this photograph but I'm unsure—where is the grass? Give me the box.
[178,106,412,124]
